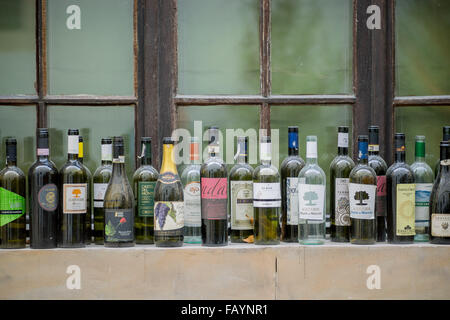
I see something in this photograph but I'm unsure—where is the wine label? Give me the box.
[184,182,201,227]
[368,144,379,152]
[104,208,134,242]
[112,156,125,164]
[93,183,108,208]
[260,143,271,161]
[158,172,180,184]
[348,183,376,220]
[253,183,281,208]
[231,181,253,230]
[67,135,78,154]
[298,184,325,220]
[154,201,184,231]
[138,181,156,217]
[431,214,450,237]
[415,183,433,227]
[335,178,350,226]
[396,184,416,236]
[286,177,299,225]
[0,188,25,227]
[101,144,113,161]
[201,178,227,220]
[376,175,386,217]
[37,148,49,156]
[306,141,317,159]
[337,132,349,148]
[38,184,58,211]
[63,183,87,214]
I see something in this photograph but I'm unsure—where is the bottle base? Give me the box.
[104,242,135,248]
[202,242,228,247]
[155,241,183,247]
[184,236,202,244]
[351,239,375,245]
[299,239,325,245]
[414,234,429,242]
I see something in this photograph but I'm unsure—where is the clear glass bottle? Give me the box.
[298,136,326,245]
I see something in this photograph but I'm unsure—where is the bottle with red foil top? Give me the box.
[368,125,388,242]
[200,127,228,246]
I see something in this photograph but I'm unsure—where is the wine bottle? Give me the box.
[368,125,388,242]
[434,126,450,178]
[133,137,158,244]
[411,136,434,242]
[103,137,135,247]
[229,136,254,243]
[78,136,92,244]
[0,138,26,249]
[298,136,326,245]
[330,126,355,242]
[280,126,305,242]
[154,137,184,247]
[349,135,377,244]
[429,141,450,244]
[386,133,415,244]
[181,137,202,244]
[28,128,59,249]
[200,127,228,246]
[253,136,280,245]
[93,138,112,245]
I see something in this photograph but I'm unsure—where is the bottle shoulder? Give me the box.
[253,163,279,179]
[229,163,254,178]
[60,160,90,179]
[200,158,228,177]
[411,161,434,182]
[132,165,159,181]
[0,166,26,180]
[154,179,184,201]
[330,155,355,170]
[349,164,377,181]
[369,155,387,168]
[299,163,326,178]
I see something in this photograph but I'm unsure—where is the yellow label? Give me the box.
[396,184,415,236]
[78,142,84,158]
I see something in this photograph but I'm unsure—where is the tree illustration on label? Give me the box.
[354,191,369,205]
[72,189,81,198]
[303,191,318,206]
[442,222,449,230]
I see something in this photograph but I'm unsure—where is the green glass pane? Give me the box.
[178,0,259,95]
[271,105,353,213]
[47,0,134,96]
[0,0,36,95]
[0,105,36,173]
[47,105,135,180]
[395,106,450,169]
[272,0,353,94]
[396,0,450,96]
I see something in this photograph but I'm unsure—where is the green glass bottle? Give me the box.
[349,135,377,244]
[330,126,355,242]
[78,136,92,245]
[0,138,26,249]
[229,136,254,243]
[434,126,450,178]
[133,137,158,244]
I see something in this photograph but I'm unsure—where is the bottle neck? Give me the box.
[160,144,178,174]
[337,131,349,156]
[236,139,248,164]
[394,151,406,163]
[67,135,79,161]
[288,131,299,156]
[260,142,271,166]
[338,146,348,156]
[112,161,126,177]
[140,142,152,166]
[37,137,50,162]
[208,144,220,159]
[306,140,318,164]
[78,141,84,163]
[415,141,425,162]
[190,142,200,165]
[368,131,380,156]
[358,140,369,165]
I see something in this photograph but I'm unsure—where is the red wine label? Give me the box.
[38,184,58,211]
[376,175,386,217]
[104,209,134,242]
[201,178,227,220]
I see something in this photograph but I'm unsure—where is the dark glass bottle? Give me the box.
[435,126,450,178]
[349,136,377,244]
[28,129,59,249]
[368,125,388,242]
[0,138,26,249]
[93,138,113,245]
[229,136,254,243]
[133,137,159,244]
[153,137,184,247]
[330,126,355,242]
[58,129,88,248]
[386,133,415,244]
[78,136,92,244]
[280,126,305,242]
[103,137,135,247]
[429,141,450,244]
[200,127,228,246]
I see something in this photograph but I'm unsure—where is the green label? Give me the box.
[0,187,25,227]
[138,181,156,217]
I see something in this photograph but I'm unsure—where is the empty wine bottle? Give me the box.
[28,129,59,249]
[434,126,450,178]
[78,136,92,244]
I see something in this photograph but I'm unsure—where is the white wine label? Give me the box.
[63,183,87,214]
[67,135,79,154]
[306,141,317,159]
[253,183,281,208]
[396,184,416,236]
[431,213,450,237]
[260,142,272,161]
[298,184,325,220]
[101,144,113,161]
[286,177,299,225]
[184,182,201,227]
[93,183,108,208]
[348,183,376,220]
[337,132,349,148]
[415,183,432,227]
[154,201,184,231]
[231,181,253,230]
[104,209,134,242]
[335,178,350,226]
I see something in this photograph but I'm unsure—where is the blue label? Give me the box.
[358,141,368,160]
[288,132,298,150]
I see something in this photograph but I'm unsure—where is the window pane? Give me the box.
[48,105,135,180]
[178,0,260,95]
[47,0,134,96]
[395,106,450,170]
[0,105,36,173]
[396,0,450,96]
[271,0,353,94]
[0,0,36,95]
[271,105,353,212]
